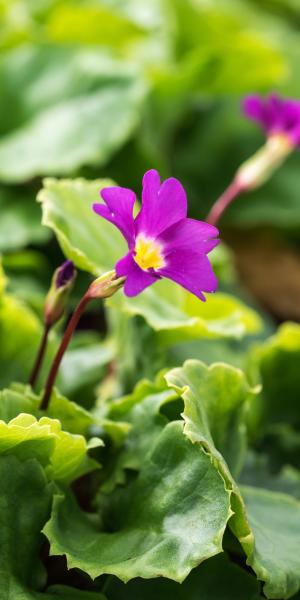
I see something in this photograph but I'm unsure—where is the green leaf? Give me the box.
[111,281,262,343]
[241,485,300,599]
[0,48,146,182]
[47,2,145,46]
[165,360,300,597]
[239,450,300,501]
[100,373,176,492]
[0,276,55,388]
[107,552,261,600]
[0,455,52,596]
[47,388,130,447]
[248,322,300,429]
[44,421,231,582]
[58,339,115,398]
[166,359,257,477]
[38,178,126,275]
[0,454,105,600]
[0,412,102,483]
[0,385,39,422]
[0,186,50,252]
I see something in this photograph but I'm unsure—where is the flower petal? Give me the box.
[242,95,266,126]
[116,252,157,296]
[93,186,136,246]
[159,218,219,256]
[135,169,187,237]
[159,251,218,301]
[282,99,300,132]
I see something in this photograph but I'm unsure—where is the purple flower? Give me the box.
[93,170,219,300]
[243,94,300,146]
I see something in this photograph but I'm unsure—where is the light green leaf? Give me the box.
[40,416,102,483]
[44,421,231,582]
[0,412,102,483]
[0,278,55,388]
[47,2,145,46]
[38,178,126,275]
[0,385,39,422]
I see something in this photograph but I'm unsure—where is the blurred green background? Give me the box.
[1,0,300,319]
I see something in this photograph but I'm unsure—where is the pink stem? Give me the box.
[206,179,244,227]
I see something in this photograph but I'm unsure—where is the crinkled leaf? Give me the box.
[44,421,231,582]
[165,360,300,598]
[0,383,129,449]
[166,359,257,477]
[0,412,102,483]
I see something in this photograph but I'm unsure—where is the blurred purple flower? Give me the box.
[243,94,300,146]
[93,170,219,300]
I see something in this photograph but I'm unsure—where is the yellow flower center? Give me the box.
[134,234,165,271]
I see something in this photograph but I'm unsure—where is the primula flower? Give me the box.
[93,169,219,300]
[243,94,300,147]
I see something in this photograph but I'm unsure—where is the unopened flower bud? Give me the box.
[87,270,125,300]
[44,260,76,327]
[235,134,293,191]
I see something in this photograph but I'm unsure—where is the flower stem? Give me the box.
[40,271,125,411]
[40,293,90,410]
[29,323,51,388]
[206,179,244,227]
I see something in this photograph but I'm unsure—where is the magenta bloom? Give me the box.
[93,170,219,300]
[243,94,300,146]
